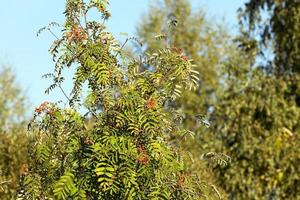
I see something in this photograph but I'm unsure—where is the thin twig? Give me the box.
[84,10,88,28]
[48,28,59,40]
[89,109,100,120]
[58,84,71,102]
[115,38,129,57]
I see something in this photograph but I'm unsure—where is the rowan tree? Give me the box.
[17,0,222,199]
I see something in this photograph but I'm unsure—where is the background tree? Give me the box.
[0,66,27,130]
[0,66,30,199]
[18,0,222,199]
[239,0,300,75]
[202,52,300,199]
[193,0,300,199]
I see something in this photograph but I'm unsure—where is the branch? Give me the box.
[47,28,59,40]
[115,38,129,57]
[58,84,71,103]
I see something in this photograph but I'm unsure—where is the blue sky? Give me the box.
[0,0,246,110]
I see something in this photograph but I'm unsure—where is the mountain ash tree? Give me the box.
[18,0,222,199]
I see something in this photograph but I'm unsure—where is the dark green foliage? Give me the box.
[239,0,300,74]
[18,0,221,199]
[204,61,300,199]
[195,0,300,199]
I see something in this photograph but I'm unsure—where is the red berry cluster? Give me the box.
[180,55,188,61]
[20,163,29,176]
[137,146,150,165]
[171,46,189,61]
[146,98,157,109]
[177,173,185,188]
[35,101,54,115]
[66,26,87,42]
[171,47,183,54]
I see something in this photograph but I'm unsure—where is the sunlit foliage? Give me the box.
[17,0,222,199]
